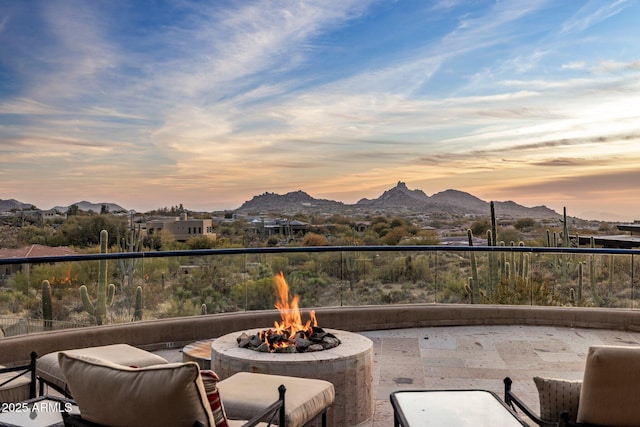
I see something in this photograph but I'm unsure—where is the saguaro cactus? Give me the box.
[80,230,116,325]
[487,201,500,291]
[466,229,480,304]
[517,242,525,278]
[562,207,570,247]
[41,280,53,330]
[571,262,584,306]
[586,236,607,307]
[133,286,143,321]
[490,201,497,247]
[117,219,143,290]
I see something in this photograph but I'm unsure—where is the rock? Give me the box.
[256,343,270,352]
[307,344,324,352]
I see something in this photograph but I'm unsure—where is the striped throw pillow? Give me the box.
[201,370,229,427]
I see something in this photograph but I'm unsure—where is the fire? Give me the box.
[272,272,317,340]
[237,272,341,353]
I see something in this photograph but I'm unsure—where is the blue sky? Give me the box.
[1,1,639,221]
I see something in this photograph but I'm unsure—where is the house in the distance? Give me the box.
[145,213,215,242]
[577,222,640,248]
[0,244,77,285]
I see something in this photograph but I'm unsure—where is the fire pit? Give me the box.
[211,273,373,426]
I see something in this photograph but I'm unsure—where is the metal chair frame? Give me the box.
[0,351,37,401]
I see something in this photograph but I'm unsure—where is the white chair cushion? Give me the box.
[217,372,334,427]
[577,345,640,426]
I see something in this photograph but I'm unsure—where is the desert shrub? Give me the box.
[230,277,275,311]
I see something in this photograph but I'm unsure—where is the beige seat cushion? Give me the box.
[37,344,168,393]
[577,345,640,426]
[533,376,581,422]
[58,352,215,427]
[0,365,31,403]
[217,372,335,427]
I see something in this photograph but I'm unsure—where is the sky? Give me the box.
[1,1,639,221]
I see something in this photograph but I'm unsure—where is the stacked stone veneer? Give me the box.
[211,328,373,427]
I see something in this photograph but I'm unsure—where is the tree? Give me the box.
[381,227,408,245]
[66,204,79,216]
[185,236,217,250]
[470,219,490,236]
[302,232,329,246]
[514,218,537,232]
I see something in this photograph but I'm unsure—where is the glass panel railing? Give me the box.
[1,246,639,336]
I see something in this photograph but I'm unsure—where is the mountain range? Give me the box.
[237,181,561,219]
[1,182,560,219]
[0,199,127,214]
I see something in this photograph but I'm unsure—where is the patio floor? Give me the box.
[154,324,640,426]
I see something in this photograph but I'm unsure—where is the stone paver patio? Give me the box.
[155,324,640,426]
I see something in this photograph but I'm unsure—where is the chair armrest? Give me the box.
[240,384,286,427]
[504,377,558,427]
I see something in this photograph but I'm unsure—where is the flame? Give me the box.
[272,272,317,340]
[51,263,75,287]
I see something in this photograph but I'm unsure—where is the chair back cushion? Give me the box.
[577,345,640,426]
[58,352,214,427]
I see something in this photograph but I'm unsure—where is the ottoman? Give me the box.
[217,372,335,427]
[37,344,168,397]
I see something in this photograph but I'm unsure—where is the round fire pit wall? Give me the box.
[211,328,373,427]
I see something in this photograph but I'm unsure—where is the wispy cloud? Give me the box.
[560,0,631,34]
[562,61,587,70]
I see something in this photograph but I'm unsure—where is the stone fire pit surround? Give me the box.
[212,328,373,427]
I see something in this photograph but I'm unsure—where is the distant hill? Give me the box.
[238,181,561,219]
[0,199,36,212]
[1,198,128,214]
[52,201,128,214]
[239,190,344,213]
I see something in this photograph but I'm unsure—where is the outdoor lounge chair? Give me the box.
[504,345,640,427]
[56,351,298,427]
[0,352,37,403]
